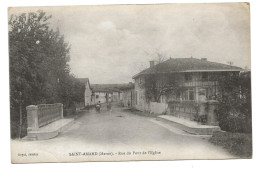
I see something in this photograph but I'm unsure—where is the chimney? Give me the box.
[201,58,207,61]
[149,61,155,68]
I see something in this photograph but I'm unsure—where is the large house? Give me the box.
[132,58,243,124]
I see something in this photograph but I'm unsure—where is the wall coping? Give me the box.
[26,105,38,110]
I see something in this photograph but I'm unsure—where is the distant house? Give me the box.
[91,85,112,104]
[90,83,135,105]
[77,78,94,107]
[91,84,124,104]
[132,58,243,124]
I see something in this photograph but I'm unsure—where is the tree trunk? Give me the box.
[18,92,22,139]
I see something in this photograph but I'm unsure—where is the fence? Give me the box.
[26,103,63,131]
[168,100,219,125]
[168,101,199,120]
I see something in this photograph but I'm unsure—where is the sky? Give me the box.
[9,3,251,84]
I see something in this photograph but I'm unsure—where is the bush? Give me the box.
[216,112,251,133]
[210,131,252,158]
[216,72,251,133]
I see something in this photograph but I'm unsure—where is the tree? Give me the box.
[143,73,180,103]
[154,52,167,64]
[215,71,251,133]
[140,54,180,103]
[9,10,70,105]
[9,10,84,138]
[58,74,85,108]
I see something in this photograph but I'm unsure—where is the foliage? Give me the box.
[209,131,252,158]
[58,75,85,108]
[9,11,85,138]
[143,73,180,102]
[215,72,251,133]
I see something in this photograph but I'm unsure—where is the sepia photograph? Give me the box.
[8,3,252,163]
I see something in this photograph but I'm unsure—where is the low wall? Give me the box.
[150,102,168,114]
[26,103,63,131]
[135,101,150,113]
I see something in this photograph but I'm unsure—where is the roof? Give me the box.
[91,83,134,93]
[77,78,91,89]
[133,58,243,79]
[77,78,89,84]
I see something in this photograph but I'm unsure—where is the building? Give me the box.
[90,83,136,105]
[120,82,135,107]
[77,78,94,107]
[91,88,112,104]
[90,84,125,104]
[132,58,243,124]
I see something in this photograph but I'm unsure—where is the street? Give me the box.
[11,104,234,163]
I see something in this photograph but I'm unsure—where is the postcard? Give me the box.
[9,3,251,163]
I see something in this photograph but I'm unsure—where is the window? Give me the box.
[201,72,208,81]
[189,90,194,100]
[183,90,188,100]
[199,88,210,99]
[182,88,195,101]
[184,73,192,81]
[139,77,143,85]
[176,91,181,100]
[96,95,99,99]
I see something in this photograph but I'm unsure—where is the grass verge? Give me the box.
[209,131,252,158]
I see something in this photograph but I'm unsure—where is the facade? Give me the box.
[134,76,148,111]
[91,83,136,105]
[91,84,126,104]
[121,82,135,107]
[77,78,95,107]
[132,58,243,124]
[112,91,121,102]
[93,91,112,104]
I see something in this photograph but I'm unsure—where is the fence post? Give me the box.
[26,105,39,131]
[207,100,219,126]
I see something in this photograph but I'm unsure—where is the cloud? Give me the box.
[97,21,117,31]
[18,4,250,84]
